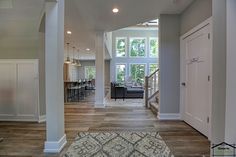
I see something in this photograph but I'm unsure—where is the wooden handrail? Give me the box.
[147,90,159,102]
[145,68,159,108]
[147,69,159,79]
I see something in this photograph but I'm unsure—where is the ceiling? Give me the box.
[0,0,44,37]
[0,0,194,59]
[65,0,194,59]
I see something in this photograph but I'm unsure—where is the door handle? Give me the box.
[181,82,186,86]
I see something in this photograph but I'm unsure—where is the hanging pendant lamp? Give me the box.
[71,46,77,65]
[76,49,81,66]
[65,43,71,64]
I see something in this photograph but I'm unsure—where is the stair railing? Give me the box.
[145,69,159,107]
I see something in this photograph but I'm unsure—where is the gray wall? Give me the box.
[159,14,180,114]
[0,31,46,116]
[110,29,158,82]
[180,0,212,35]
[78,61,95,79]
[211,0,226,144]
[158,0,212,115]
[78,60,110,86]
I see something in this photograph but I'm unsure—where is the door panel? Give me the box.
[184,25,211,137]
[17,63,38,117]
[0,63,16,115]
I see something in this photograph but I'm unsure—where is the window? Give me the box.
[116,37,126,57]
[85,66,96,79]
[149,63,158,74]
[116,64,126,83]
[130,64,146,84]
[129,38,146,57]
[149,38,158,58]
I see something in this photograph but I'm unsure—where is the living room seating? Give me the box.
[110,82,144,99]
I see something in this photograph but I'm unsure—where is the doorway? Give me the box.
[180,18,212,139]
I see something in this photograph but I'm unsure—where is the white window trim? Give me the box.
[84,66,96,79]
[129,63,147,80]
[149,37,159,58]
[129,37,147,58]
[115,63,127,82]
[115,37,127,58]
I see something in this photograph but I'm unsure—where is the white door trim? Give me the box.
[180,17,212,140]
[180,17,212,40]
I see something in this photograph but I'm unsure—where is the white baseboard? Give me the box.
[95,100,105,108]
[44,134,67,153]
[94,105,105,108]
[38,115,46,123]
[0,115,38,122]
[159,113,181,120]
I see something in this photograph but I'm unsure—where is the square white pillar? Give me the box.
[44,0,66,153]
[95,32,105,107]
[225,0,236,144]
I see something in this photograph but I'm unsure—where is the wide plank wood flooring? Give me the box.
[0,102,210,157]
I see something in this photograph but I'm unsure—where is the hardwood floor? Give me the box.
[0,102,210,157]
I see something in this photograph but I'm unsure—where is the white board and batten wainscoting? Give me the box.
[180,18,212,140]
[0,59,41,122]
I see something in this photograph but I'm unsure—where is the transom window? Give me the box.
[116,37,126,57]
[129,64,146,84]
[129,38,146,57]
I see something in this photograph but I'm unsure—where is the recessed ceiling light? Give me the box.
[86,48,90,51]
[67,31,72,35]
[112,8,119,13]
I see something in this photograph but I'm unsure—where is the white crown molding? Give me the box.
[120,27,159,31]
[44,134,67,153]
[158,113,181,120]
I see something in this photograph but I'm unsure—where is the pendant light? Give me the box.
[76,49,81,66]
[71,46,77,65]
[65,43,71,64]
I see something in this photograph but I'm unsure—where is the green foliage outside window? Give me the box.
[149,64,158,74]
[85,66,96,80]
[149,38,158,57]
[116,38,126,57]
[116,64,126,83]
[130,38,146,57]
[130,64,145,84]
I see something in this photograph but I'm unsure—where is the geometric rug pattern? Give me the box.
[64,132,174,157]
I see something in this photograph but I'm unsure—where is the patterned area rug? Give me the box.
[64,132,174,157]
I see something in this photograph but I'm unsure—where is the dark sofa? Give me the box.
[110,82,144,99]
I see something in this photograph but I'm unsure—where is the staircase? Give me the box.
[149,93,159,116]
[145,69,159,116]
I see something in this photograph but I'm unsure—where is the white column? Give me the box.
[211,0,226,144]
[95,32,105,107]
[225,0,236,144]
[44,0,66,153]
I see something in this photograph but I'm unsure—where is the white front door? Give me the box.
[181,24,211,137]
